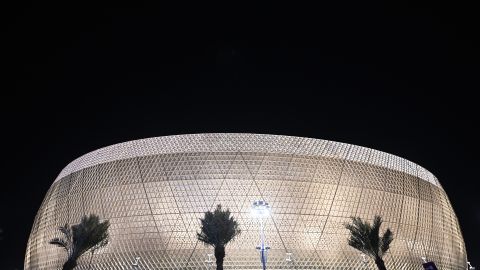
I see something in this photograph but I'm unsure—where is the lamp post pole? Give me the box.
[252,200,271,270]
[259,215,267,270]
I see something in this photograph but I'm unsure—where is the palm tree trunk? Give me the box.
[374,258,387,270]
[62,259,77,270]
[214,245,225,270]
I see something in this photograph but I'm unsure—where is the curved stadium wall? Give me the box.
[25,134,467,269]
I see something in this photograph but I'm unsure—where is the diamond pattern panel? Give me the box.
[25,134,467,270]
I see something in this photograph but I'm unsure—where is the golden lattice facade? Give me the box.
[25,134,467,269]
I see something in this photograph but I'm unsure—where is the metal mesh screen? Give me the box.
[25,134,466,270]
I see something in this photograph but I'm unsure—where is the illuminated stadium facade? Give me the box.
[25,134,467,269]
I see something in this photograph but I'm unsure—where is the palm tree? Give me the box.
[49,214,110,270]
[344,215,393,270]
[197,205,241,270]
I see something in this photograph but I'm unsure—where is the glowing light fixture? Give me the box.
[252,200,271,270]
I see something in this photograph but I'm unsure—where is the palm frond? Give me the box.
[197,204,241,247]
[58,224,73,247]
[380,228,394,256]
[49,238,69,251]
[369,215,382,255]
[72,214,110,256]
[345,215,394,261]
[90,237,109,253]
[49,214,110,263]
[345,217,375,258]
[49,223,73,255]
[58,224,71,237]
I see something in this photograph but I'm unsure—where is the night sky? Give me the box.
[3,1,479,269]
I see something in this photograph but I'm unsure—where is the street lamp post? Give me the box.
[252,200,271,270]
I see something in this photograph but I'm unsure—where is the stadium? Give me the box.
[25,133,467,269]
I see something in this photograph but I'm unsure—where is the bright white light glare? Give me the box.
[251,200,271,218]
[286,253,293,262]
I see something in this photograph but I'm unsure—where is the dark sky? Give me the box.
[2,1,479,269]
